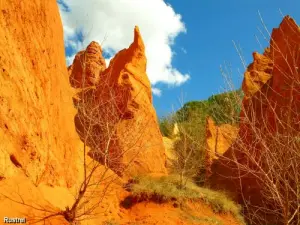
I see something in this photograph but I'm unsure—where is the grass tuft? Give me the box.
[128,175,245,224]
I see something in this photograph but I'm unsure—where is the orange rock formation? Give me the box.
[68,26,167,177]
[206,117,238,161]
[205,117,238,178]
[209,16,300,224]
[69,41,106,88]
[0,0,83,223]
[0,1,243,224]
[0,0,81,188]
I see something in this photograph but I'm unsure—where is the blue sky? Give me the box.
[59,0,300,117]
[154,0,300,116]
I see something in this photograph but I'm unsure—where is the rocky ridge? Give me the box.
[68,26,167,177]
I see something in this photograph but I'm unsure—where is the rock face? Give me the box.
[205,117,238,178]
[0,0,80,188]
[69,41,106,88]
[68,27,167,177]
[0,1,241,225]
[0,0,82,223]
[206,117,238,161]
[242,50,273,99]
[209,16,300,224]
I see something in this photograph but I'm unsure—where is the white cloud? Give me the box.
[58,0,190,90]
[152,88,162,97]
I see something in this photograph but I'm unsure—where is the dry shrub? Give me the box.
[211,15,300,225]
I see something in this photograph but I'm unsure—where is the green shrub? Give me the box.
[176,100,209,123]
[159,114,175,137]
[207,89,243,125]
[158,89,243,138]
[162,89,243,184]
[130,175,201,201]
[171,116,207,185]
[175,89,243,126]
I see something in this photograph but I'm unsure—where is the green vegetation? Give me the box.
[129,175,245,225]
[171,111,207,185]
[175,89,243,126]
[159,113,176,137]
[159,89,243,136]
[158,89,243,184]
[155,90,245,223]
[206,89,243,125]
[131,175,201,201]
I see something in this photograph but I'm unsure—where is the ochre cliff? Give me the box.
[209,16,300,225]
[205,117,238,178]
[68,27,167,177]
[0,0,81,189]
[69,41,106,88]
[205,117,238,161]
[0,1,243,224]
[0,0,83,223]
[0,1,147,224]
